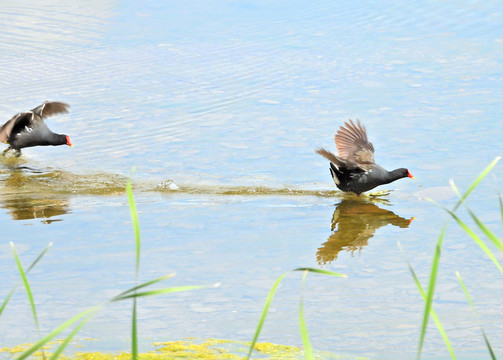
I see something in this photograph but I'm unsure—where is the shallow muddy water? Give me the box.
[1,1,502,359]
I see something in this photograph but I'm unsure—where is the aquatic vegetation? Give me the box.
[6,158,503,359]
[401,156,501,359]
[1,338,365,360]
[2,176,347,360]
[246,268,346,360]
[3,178,207,360]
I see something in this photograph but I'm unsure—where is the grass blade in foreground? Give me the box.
[127,179,141,276]
[16,276,198,360]
[112,273,176,301]
[499,193,503,229]
[444,207,503,274]
[48,315,93,360]
[466,208,503,253]
[293,267,346,277]
[452,156,500,212]
[127,176,140,360]
[10,242,41,332]
[299,270,313,360]
[398,241,455,360]
[132,297,138,360]
[25,242,53,273]
[417,227,447,360]
[428,193,503,274]
[456,272,496,360]
[1,242,52,319]
[113,285,209,301]
[450,180,503,254]
[246,268,346,360]
[246,271,289,360]
[16,306,100,360]
[0,290,15,319]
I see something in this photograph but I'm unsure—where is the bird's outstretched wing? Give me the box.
[335,119,375,170]
[31,101,69,119]
[0,112,33,142]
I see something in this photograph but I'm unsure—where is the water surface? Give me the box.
[0,1,502,359]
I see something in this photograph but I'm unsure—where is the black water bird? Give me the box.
[0,101,73,154]
[316,120,413,195]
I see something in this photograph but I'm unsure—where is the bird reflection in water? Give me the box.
[1,195,69,223]
[317,196,414,265]
[0,166,70,223]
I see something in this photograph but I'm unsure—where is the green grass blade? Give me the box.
[132,297,138,360]
[113,285,208,301]
[10,242,40,330]
[16,276,196,360]
[48,315,93,360]
[466,208,503,253]
[299,270,313,360]
[0,289,15,318]
[398,241,456,360]
[293,267,347,277]
[429,188,503,273]
[452,156,500,212]
[247,271,289,360]
[417,227,446,360]
[456,272,475,312]
[456,272,496,360]
[26,243,53,273]
[445,209,503,273]
[499,192,503,230]
[450,180,503,253]
[126,180,141,276]
[16,306,100,360]
[1,243,52,319]
[482,334,497,360]
[112,274,176,301]
[127,174,141,360]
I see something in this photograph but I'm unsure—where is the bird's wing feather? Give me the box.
[315,148,344,166]
[0,112,34,142]
[31,101,69,118]
[315,147,363,170]
[334,119,375,169]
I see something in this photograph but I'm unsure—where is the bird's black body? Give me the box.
[0,101,72,152]
[329,162,410,195]
[316,120,413,195]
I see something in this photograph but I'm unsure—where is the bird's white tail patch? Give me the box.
[329,166,340,185]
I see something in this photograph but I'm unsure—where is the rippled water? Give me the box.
[0,1,502,359]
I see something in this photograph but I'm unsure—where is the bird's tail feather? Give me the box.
[315,147,343,166]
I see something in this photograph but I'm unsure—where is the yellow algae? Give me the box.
[153,339,243,359]
[1,343,32,353]
[254,342,301,356]
[1,339,364,360]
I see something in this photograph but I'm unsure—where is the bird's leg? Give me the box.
[14,149,22,157]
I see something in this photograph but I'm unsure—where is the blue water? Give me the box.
[0,1,502,359]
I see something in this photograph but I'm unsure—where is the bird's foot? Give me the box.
[367,190,392,198]
[2,148,21,157]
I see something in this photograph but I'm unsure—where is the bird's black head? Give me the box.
[395,168,414,179]
[59,134,73,147]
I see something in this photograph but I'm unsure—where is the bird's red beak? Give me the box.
[407,170,414,179]
[66,136,73,148]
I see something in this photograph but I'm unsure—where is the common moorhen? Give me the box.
[316,120,413,195]
[0,101,72,154]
